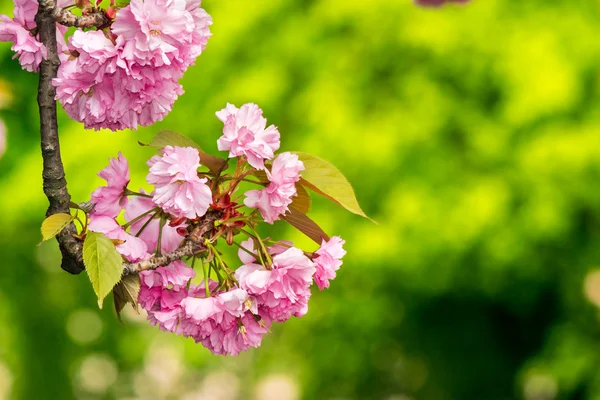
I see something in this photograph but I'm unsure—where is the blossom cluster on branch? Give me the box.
[69,103,347,355]
[0,0,211,130]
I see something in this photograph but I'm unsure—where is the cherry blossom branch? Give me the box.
[54,8,110,28]
[36,0,85,274]
[122,210,222,276]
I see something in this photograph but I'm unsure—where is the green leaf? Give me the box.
[141,129,204,150]
[142,130,228,175]
[291,183,311,214]
[282,206,330,244]
[83,232,124,309]
[113,274,141,321]
[293,152,374,221]
[40,213,74,242]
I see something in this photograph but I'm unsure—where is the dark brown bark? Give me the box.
[36,0,85,274]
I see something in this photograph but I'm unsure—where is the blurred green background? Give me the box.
[2,0,600,399]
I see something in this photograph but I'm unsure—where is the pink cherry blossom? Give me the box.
[244,152,304,223]
[235,247,316,322]
[216,103,280,170]
[147,146,212,219]
[141,260,195,290]
[124,189,186,253]
[0,0,70,72]
[313,236,346,290]
[200,311,270,356]
[50,0,211,131]
[88,215,149,262]
[90,152,130,217]
[0,19,46,72]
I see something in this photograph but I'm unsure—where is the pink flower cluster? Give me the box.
[137,235,344,355]
[0,0,68,72]
[84,104,346,355]
[216,103,305,223]
[55,0,211,130]
[1,0,211,130]
[88,145,211,259]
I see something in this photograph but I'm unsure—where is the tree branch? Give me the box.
[54,8,109,28]
[123,211,221,276]
[36,0,85,274]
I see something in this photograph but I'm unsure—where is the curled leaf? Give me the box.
[113,274,141,321]
[40,213,74,243]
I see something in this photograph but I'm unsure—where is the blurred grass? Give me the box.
[2,0,600,399]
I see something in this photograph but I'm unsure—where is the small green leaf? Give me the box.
[83,232,124,309]
[142,130,228,174]
[113,274,141,321]
[282,206,330,244]
[291,183,311,214]
[293,152,373,221]
[40,213,74,242]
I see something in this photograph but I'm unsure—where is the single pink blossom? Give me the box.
[90,152,130,217]
[124,189,186,253]
[0,0,70,72]
[147,146,212,219]
[112,0,211,69]
[140,260,195,290]
[0,19,46,72]
[88,215,149,262]
[200,311,270,356]
[313,236,346,290]
[235,247,316,322]
[244,152,304,223]
[216,103,280,170]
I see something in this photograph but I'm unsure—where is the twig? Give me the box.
[36,0,85,274]
[122,211,222,276]
[54,8,110,28]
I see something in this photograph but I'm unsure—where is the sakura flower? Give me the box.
[200,311,270,356]
[0,0,70,72]
[216,103,280,170]
[235,247,316,322]
[0,19,46,72]
[90,152,130,217]
[112,0,211,69]
[140,260,195,290]
[313,236,346,290]
[147,146,212,219]
[88,215,149,262]
[244,152,304,223]
[124,189,186,253]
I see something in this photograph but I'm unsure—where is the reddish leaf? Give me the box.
[282,207,329,244]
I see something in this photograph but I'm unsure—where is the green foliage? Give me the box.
[83,232,124,309]
[39,213,73,242]
[294,151,371,220]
